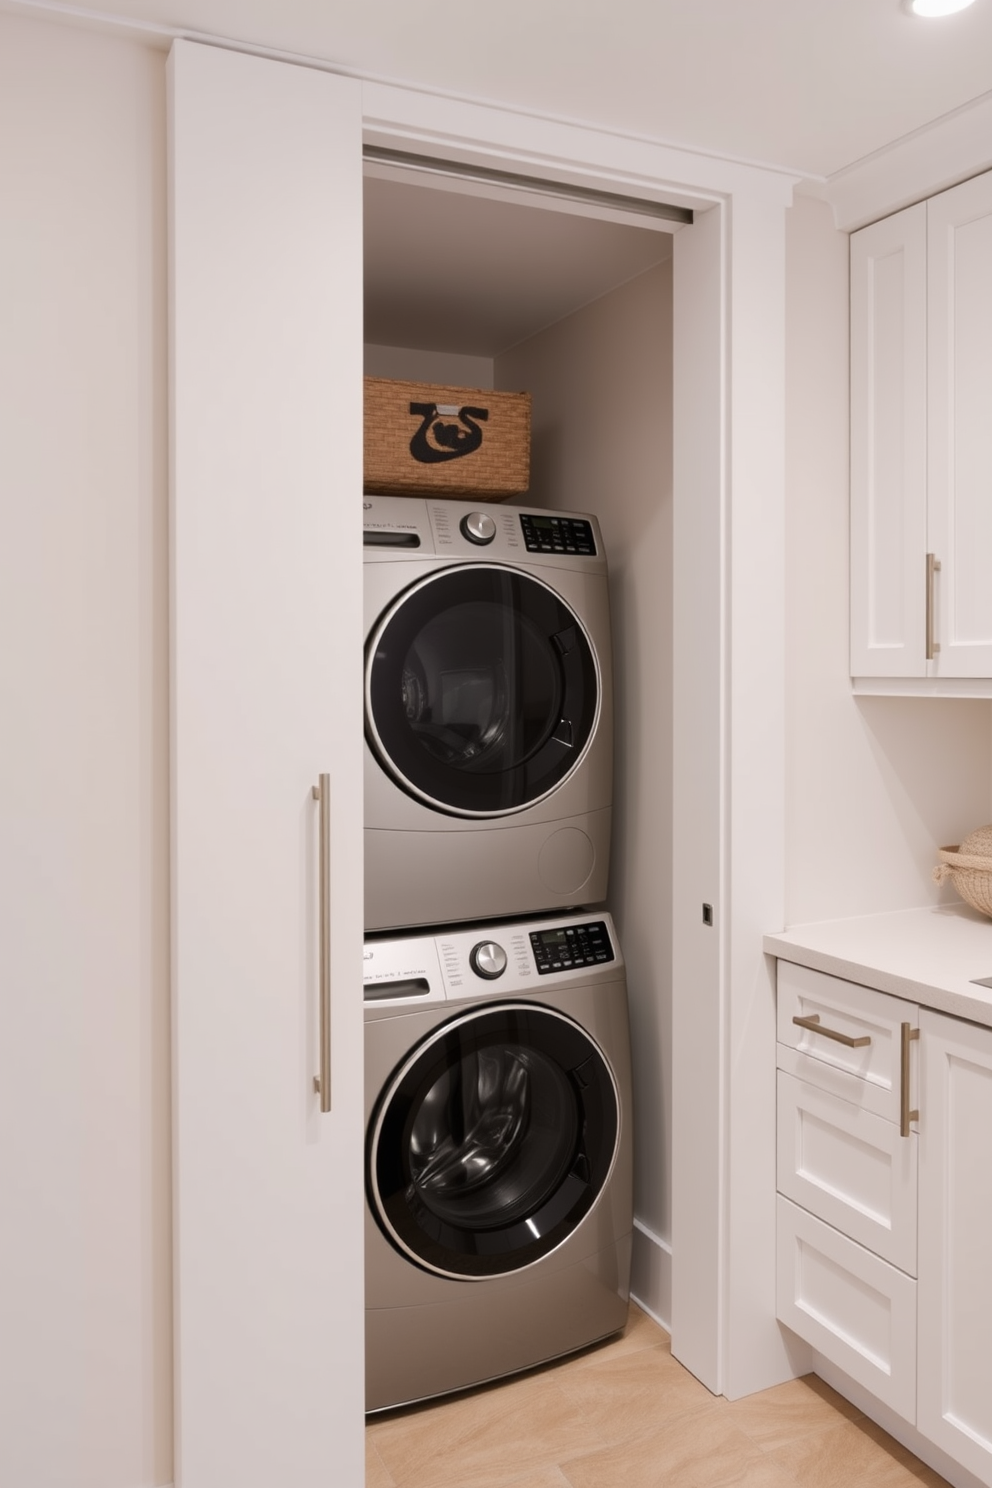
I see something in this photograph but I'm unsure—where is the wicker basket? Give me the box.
[364,377,531,500]
[933,823,992,918]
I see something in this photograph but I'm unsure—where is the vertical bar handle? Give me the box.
[312,774,331,1113]
[926,553,941,662]
[900,1022,919,1138]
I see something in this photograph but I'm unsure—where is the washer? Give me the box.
[364,495,613,931]
[364,910,633,1413]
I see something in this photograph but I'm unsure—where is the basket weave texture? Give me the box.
[364,377,531,500]
[933,823,992,918]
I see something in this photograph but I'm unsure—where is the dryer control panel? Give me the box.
[519,513,597,557]
[528,919,613,975]
[361,495,606,574]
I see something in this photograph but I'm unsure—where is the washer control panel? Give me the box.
[362,495,606,570]
[529,920,614,975]
[365,911,621,1008]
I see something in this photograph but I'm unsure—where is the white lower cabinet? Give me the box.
[775,961,992,1488]
[917,1009,992,1481]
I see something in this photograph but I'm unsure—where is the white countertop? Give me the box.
[764,901,992,1029]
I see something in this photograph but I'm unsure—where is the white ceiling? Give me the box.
[12,0,992,180]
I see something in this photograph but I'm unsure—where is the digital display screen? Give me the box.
[530,516,554,529]
[539,929,568,946]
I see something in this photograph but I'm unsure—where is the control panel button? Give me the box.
[460,512,497,546]
[528,920,615,976]
[469,941,508,979]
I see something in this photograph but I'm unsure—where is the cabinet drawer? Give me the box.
[777,1071,917,1275]
[777,1196,917,1421]
[777,962,918,1122]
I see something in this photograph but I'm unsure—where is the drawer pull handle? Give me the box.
[900,1022,919,1138]
[792,1013,871,1048]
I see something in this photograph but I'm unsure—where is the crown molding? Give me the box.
[3,0,803,208]
[824,88,992,231]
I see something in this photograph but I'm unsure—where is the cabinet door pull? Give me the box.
[900,1021,919,1137]
[792,1013,871,1048]
[312,774,332,1113]
[926,553,941,661]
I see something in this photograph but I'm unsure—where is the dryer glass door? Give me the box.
[365,565,598,816]
[368,1003,619,1279]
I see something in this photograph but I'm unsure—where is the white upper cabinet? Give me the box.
[851,170,992,691]
[850,202,927,681]
[169,41,365,1488]
[927,173,992,679]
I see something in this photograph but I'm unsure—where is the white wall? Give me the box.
[364,343,494,387]
[497,260,675,1319]
[783,193,992,927]
[0,15,172,1487]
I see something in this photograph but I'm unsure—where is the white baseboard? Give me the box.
[629,1216,671,1333]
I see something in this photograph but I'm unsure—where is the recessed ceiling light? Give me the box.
[904,0,977,15]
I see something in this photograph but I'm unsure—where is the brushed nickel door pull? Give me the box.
[900,1022,919,1138]
[312,774,332,1113]
[793,1013,871,1048]
[926,553,941,662]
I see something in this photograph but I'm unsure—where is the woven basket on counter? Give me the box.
[933,823,992,918]
[364,377,531,500]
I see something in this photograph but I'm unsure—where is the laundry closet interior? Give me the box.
[361,156,679,1316]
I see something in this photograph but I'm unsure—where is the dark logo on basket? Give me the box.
[409,401,488,464]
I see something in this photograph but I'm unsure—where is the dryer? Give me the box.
[364,910,633,1413]
[364,495,614,931]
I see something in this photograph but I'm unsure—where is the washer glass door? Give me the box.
[365,565,599,816]
[368,1003,619,1279]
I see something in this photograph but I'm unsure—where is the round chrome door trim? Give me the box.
[367,1001,621,1282]
[364,562,603,820]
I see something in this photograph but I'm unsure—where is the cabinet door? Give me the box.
[917,1009,992,1483]
[169,42,365,1487]
[927,172,992,679]
[850,203,927,678]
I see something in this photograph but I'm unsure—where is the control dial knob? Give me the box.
[460,511,497,546]
[469,940,507,980]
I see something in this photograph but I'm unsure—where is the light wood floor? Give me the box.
[366,1304,951,1488]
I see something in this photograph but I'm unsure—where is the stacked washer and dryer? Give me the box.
[362,494,633,1412]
